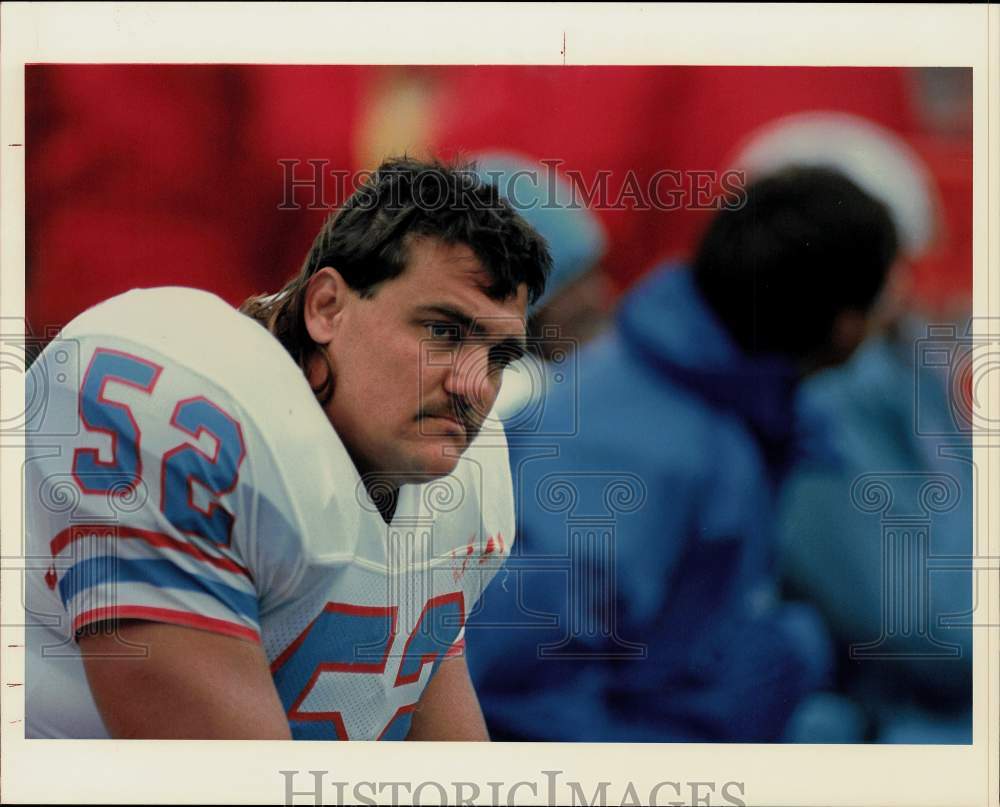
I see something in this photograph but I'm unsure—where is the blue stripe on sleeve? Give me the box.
[58,556,259,622]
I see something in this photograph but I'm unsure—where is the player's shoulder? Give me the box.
[61,287,346,482]
[64,287,295,385]
[61,287,316,422]
[56,286,362,521]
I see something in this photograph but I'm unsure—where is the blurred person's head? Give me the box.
[241,156,551,486]
[729,112,940,328]
[692,165,899,376]
[472,152,610,359]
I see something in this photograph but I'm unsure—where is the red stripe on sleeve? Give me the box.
[50,523,252,580]
[73,605,260,644]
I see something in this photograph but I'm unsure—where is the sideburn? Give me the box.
[305,346,337,407]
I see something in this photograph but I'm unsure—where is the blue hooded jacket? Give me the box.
[465,265,832,741]
[777,317,973,742]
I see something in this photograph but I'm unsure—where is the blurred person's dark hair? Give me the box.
[241,156,551,403]
[692,165,898,369]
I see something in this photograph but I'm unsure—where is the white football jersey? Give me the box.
[25,287,514,740]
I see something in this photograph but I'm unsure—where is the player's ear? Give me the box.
[830,308,868,360]
[801,307,869,377]
[304,266,350,344]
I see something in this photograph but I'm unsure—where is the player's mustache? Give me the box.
[417,398,482,436]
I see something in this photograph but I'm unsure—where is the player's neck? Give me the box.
[361,474,400,524]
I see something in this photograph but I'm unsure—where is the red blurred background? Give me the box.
[25,65,972,335]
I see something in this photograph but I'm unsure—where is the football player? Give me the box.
[25,157,551,740]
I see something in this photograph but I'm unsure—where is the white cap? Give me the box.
[729,111,938,257]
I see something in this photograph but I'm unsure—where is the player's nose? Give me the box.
[442,343,499,414]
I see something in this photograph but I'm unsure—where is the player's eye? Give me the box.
[426,322,460,342]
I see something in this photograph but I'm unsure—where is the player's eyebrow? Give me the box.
[418,305,481,334]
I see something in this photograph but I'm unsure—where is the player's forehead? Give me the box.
[398,237,528,338]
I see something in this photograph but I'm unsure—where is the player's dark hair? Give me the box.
[241,156,551,404]
[692,165,899,359]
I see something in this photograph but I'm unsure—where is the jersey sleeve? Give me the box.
[29,334,263,644]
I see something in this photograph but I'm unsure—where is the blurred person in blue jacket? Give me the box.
[734,115,975,744]
[778,320,973,744]
[464,165,900,741]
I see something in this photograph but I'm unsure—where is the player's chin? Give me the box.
[408,438,466,480]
